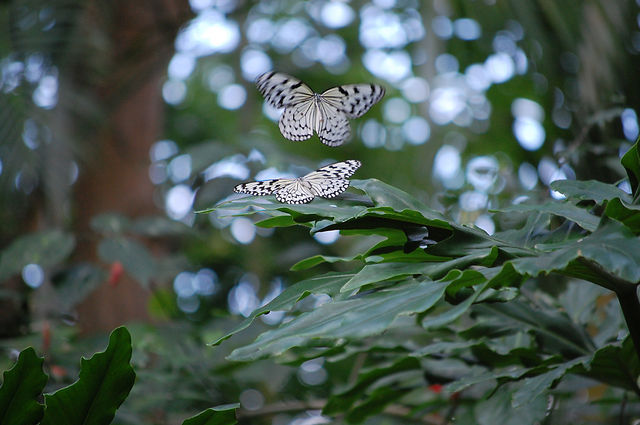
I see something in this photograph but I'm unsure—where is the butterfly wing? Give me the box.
[234,178,293,197]
[303,160,361,199]
[316,101,351,147]
[278,100,315,141]
[321,84,385,119]
[256,72,314,108]
[274,181,316,204]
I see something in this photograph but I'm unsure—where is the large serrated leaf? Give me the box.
[351,179,442,220]
[181,403,239,425]
[290,253,363,271]
[604,197,640,233]
[0,347,47,425]
[40,327,135,425]
[510,220,640,285]
[341,248,496,293]
[495,201,599,231]
[227,279,449,361]
[474,385,547,425]
[211,271,354,346]
[550,179,632,204]
[475,302,595,357]
[0,229,75,281]
[324,357,420,416]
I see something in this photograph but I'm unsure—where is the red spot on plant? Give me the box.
[108,261,124,287]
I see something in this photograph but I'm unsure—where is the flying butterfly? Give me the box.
[234,160,361,204]
[256,72,385,147]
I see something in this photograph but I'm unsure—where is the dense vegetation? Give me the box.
[1,1,640,424]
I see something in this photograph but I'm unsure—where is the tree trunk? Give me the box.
[72,0,192,334]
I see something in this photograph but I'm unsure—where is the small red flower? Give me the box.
[108,261,124,287]
[50,365,68,379]
[429,384,443,393]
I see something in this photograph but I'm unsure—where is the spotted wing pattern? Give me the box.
[256,72,385,146]
[233,160,361,204]
[321,84,386,119]
[301,159,361,199]
[233,179,292,197]
[317,103,351,147]
[256,72,314,108]
[278,101,314,141]
[274,181,316,204]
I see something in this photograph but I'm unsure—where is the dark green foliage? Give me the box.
[205,139,640,422]
[0,348,47,425]
[181,404,239,425]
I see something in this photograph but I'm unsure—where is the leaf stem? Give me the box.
[615,284,640,364]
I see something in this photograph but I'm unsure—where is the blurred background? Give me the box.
[1,0,639,423]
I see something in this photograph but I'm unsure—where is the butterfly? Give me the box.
[234,160,361,204]
[256,72,385,147]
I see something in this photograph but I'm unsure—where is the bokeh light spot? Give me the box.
[321,2,355,28]
[165,184,194,220]
[401,77,430,103]
[518,162,538,190]
[22,263,44,288]
[384,97,411,123]
[314,230,340,244]
[218,84,247,110]
[163,80,187,105]
[433,145,461,181]
[402,116,430,145]
[454,18,481,40]
[231,217,256,244]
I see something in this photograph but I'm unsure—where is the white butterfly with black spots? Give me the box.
[256,72,385,147]
[234,160,361,204]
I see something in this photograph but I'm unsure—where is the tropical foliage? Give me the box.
[1,0,640,424]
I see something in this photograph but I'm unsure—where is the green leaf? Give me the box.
[211,272,354,346]
[181,404,239,425]
[0,347,47,425]
[97,237,156,287]
[0,229,75,281]
[474,385,547,425]
[341,248,496,293]
[621,138,640,198]
[324,357,420,416]
[41,327,136,425]
[423,273,489,329]
[227,279,448,361]
[576,336,640,391]
[475,302,595,357]
[604,197,640,233]
[511,357,585,408]
[341,262,433,293]
[351,179,443,220]
[550,179,632,204]
[511,337,640,406]
[254,215,297,228]
[495,201,599,232]
[345,386,409,424]
[203,197,368,224]
[53,263,107,311]
[90,213,131,234]
[131,216,194,236]
[290,253,363,271]
[510,220,640,285]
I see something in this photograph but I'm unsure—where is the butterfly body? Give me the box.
[234,160,361,204]
[257,72,385,146]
